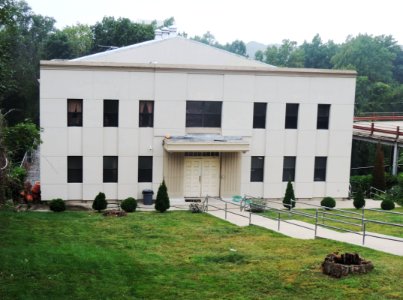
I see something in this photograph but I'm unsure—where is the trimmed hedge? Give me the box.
[121,197,137,212]
[92,192,107,212]
[49,198,66,212]
[381,200,395,210]
[321,197,336,210]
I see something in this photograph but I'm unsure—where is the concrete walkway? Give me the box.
[205,200,403,256]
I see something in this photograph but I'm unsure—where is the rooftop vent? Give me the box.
[155,25,177,40]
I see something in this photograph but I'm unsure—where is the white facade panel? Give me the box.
[223,75,254,101]
[41,99,66,128]
[154,100,186,133]
[84,99,103,128]
[222,101,253,136]
[103,183,118,200]
[41,128,68,156]
[118,129,139,156]
[68,128,82,155]
[128,72,155,100]
[155,72,187,100]
[92,71,130,99]
[83,157,102,184]
[83,128,103,156]
[68,183,82,200]
[119,100,138,128]
[187,74,224,100]
[103,128,118,155]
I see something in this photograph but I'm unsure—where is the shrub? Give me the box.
[381,199,395,210]
[155,180,170,213]
[353,189,366,209]
[92,192,107,212]
[283,181,295,210]
[350,175,372,197]
[321,197,336,210]
[121,197,137,212]
[249,198,266,212]
[189,203,202,213]
[49,198,66,212]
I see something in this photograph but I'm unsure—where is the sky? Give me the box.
[26,0,403,45]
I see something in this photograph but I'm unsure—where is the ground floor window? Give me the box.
[138,156,153,182]
[314,157,327,181]
[251,156,264,182]
[103,156,118,182]
[283,156,296,182]
[67,156,82,183]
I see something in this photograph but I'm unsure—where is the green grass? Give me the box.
[0,210,402,299]
[261,207,403,238]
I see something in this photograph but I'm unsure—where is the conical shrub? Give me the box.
[155,180,170,213]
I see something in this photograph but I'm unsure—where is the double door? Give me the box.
[184,157,220,197]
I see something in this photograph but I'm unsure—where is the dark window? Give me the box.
[103,156,118,182]
[285,103,299,129]
[139,100,154,127]
[282,156,296,182]
[314,157,327,181]
[253,102,267,129]
[251,156,264,182]
[67,99,83,126]
[67,156,82,183]
[104,100,119,127]
[317,104,330,129]
[186,101,222,127]
[138,156,153,182]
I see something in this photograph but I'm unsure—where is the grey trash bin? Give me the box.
[142,189,154,205]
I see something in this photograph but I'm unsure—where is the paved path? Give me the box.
[205,201,403,256]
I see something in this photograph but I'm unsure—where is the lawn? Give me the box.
[261,207,403,238]
[0,210,402,300]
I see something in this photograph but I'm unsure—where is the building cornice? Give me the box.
[40,60,357,78]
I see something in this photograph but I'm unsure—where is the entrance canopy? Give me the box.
[163,135,249,152]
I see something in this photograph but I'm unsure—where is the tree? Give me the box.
[372,143,386,191]
[155,180,170,213]
[331,34,397,83]
[263,40,304,67]
[3,120,41,163]
[283,181,295,210]
[92,192,107,212]
[91,16,154,53]
[301,34,338,69]
[224,40,247,56]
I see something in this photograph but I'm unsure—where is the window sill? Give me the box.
[186,127,221,134]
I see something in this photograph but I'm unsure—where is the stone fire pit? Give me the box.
[322,253,374,278]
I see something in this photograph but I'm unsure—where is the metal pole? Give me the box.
[225,202,227,220]
[362,222,366,245]
[277,212,281,231]
[249,211,251,225]
[392,142,399,176]
[314,209,318,238]
[361,207,365,228]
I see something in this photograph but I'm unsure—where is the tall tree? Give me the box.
[263,40,304,67]
[91,16,154,53]
[301,34,338,69]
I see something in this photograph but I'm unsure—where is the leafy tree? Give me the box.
[92,192,107,212]
[372,143,386,191]
[283,181,295,210]
[301,34,338,69]
[91,16,154,53]
[155,180,170,213]
[263,40,304,67]
[224,40,247,56]
[331,34,397,83]
[3,120,41,163]
[255,50,264,61]
[44,31,73,59]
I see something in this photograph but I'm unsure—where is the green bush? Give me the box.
[249,198,266,212]
[155,180,170,213]
[320,197,336,210]
[353,189,366,209]
[121,197,137,212]
[92,192,107,212]
[381,199,395,210]
[283,181,295,210]
[350,175,372,197]
[49,198,66,212]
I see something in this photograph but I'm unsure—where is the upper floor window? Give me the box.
[139,101,154,127]
[314,157,327,181]
[282,156,296,182]
[285,103,299,129]
[104,100,119,127]
[103,156,118,182]
[253,102,267,129]
[317,104,330,129]
[67,156,82,183]
[186,101,222,127]
[67,99,82,126]
[251,156,264,182]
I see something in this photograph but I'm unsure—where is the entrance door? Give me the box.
[184,157,220,197]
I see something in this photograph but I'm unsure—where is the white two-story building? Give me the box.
[39,32,356,201]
